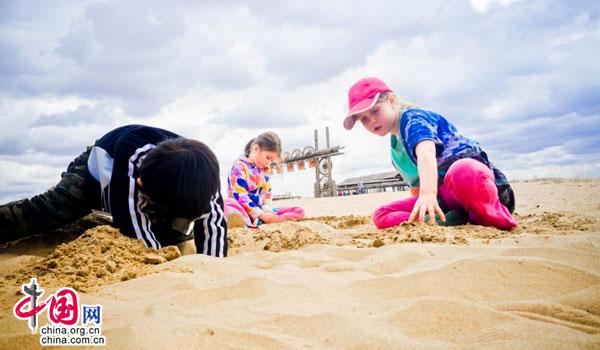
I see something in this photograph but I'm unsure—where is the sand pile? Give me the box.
[255,222,330,252]
[230,214,519,253]
[352,222,459,247]
[303,215,371,229]
[228,222,331,254]
[3,225,184,292]
[227,209,599,255]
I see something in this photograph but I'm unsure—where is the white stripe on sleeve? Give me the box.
[127,144,159,249]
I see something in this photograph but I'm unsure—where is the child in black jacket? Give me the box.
[0,125,227,257]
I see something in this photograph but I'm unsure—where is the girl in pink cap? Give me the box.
[343,77,517,230]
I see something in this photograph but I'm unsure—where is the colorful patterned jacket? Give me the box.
[227,157,273,220]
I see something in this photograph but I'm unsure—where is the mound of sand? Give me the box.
[228,221,331,254]
[303,215,372,229]
[3,225,185,293]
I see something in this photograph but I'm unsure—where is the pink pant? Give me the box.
[372,158,517,230]
[224,198,305,227]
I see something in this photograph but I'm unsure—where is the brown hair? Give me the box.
[244,131,281,157]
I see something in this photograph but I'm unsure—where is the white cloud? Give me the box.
[0,158,65,202]
[502,144,600,180]
[470,0,522,13]
[0,0,599,203]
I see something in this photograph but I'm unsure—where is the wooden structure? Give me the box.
[272,127,344,198]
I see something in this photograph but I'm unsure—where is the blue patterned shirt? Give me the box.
[391,108,509,188]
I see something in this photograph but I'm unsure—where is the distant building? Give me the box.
[272,193,301,201]
[337,171,408,195]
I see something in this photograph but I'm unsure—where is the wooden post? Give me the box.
[325,127,334,197]
[314,129,320,198]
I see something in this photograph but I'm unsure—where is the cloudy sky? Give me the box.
[0,0,599,202]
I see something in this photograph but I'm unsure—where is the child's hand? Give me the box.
[259,211,283,224]
[408,193,446,225]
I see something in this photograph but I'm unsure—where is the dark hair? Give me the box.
[139,137,220,219]
[244,131,281,157]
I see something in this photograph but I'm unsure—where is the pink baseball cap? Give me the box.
[343,77,392,130]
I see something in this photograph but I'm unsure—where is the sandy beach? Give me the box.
[1,179,599,349]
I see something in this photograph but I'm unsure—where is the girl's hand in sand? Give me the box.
[259,211,283,224]
[408,193,446,225]
[411,141,446,225]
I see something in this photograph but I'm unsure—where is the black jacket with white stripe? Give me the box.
[87,125,227,257]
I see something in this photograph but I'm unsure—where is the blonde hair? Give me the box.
[378,92,420,116]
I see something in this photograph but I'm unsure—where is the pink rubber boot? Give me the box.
[276,207,305,220]
[439,158,517,230]
[372,195,419,229]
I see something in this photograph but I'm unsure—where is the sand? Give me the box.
[2,224,186,293]
[0,179,599,349]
